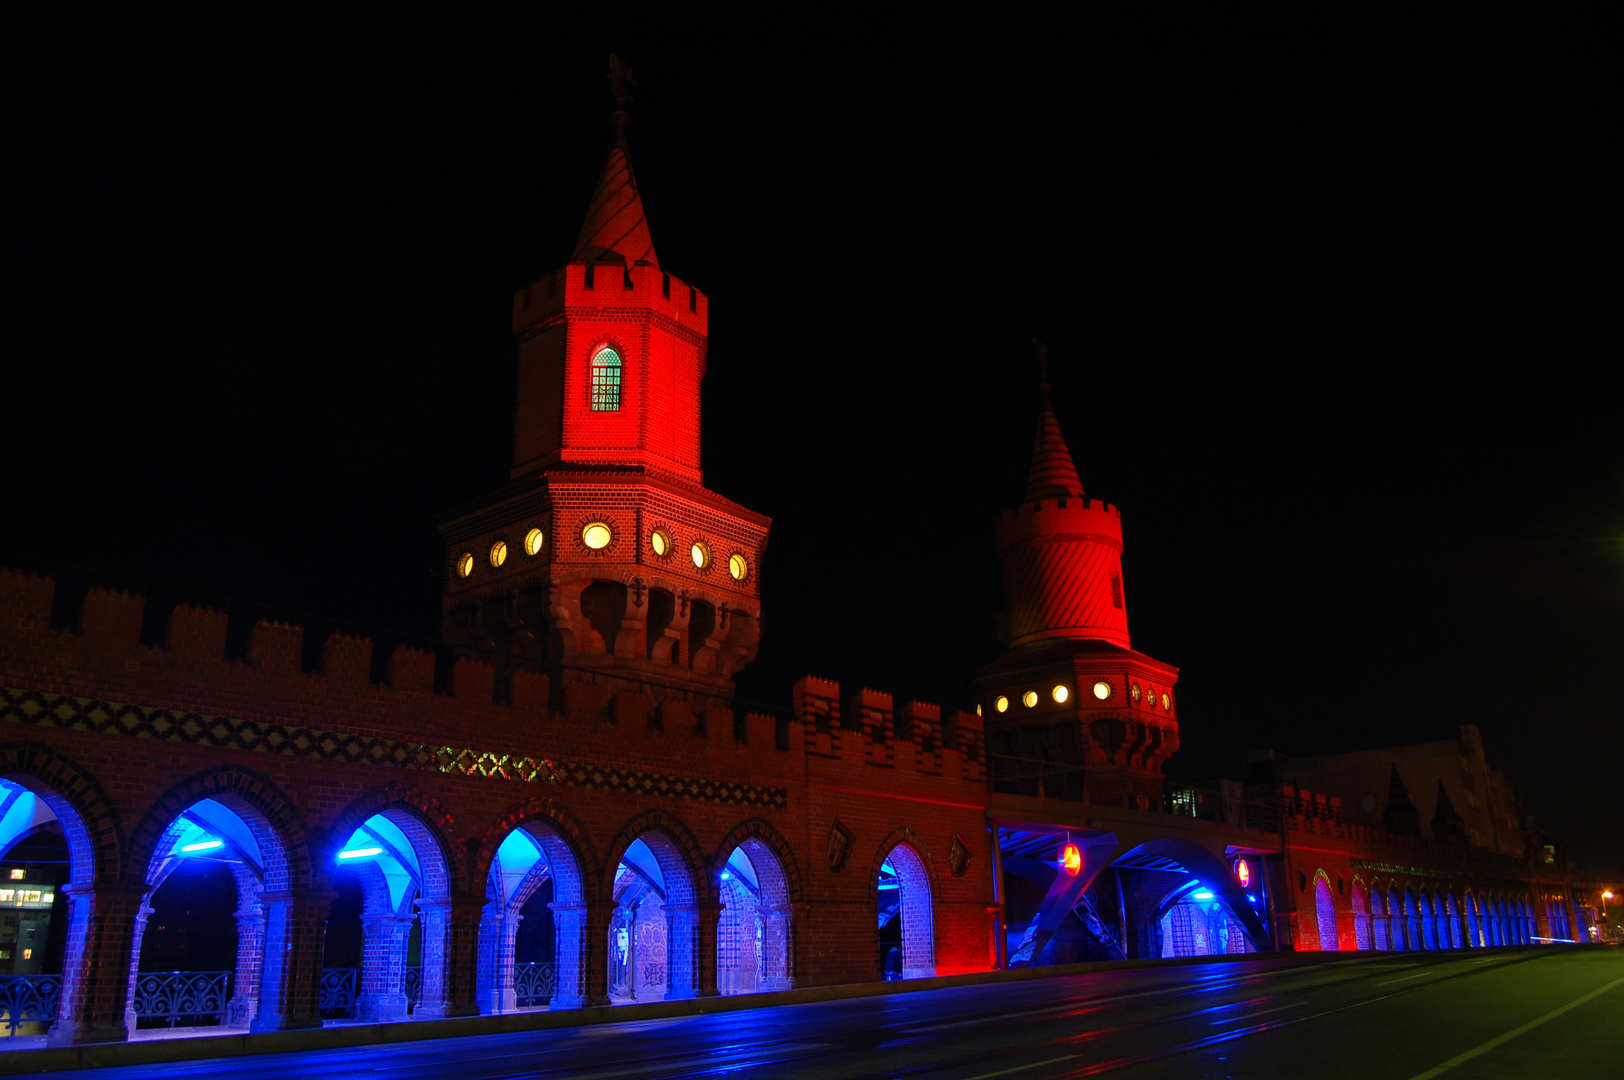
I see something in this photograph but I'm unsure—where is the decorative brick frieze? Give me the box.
[0,685,787,810]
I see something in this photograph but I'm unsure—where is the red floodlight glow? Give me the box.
[1061,843,1082,876]
[1236,859,1251,888]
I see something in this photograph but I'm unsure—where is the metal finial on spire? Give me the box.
[1033,338,1051,396]
[607,54,637,147]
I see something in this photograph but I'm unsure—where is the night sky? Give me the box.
[9,11,1620,875]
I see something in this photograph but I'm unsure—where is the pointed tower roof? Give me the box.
[572,55,657,269]
[572,143,659,268]
[1024,341,1085,501]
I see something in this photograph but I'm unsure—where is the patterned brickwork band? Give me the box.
[0,686,787,810]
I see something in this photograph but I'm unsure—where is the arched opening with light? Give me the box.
[129,795,293,1033]
[321,811,451,1022]
[0,776,87,1037]
[716,840,792,995]
[876,843,934,981]
[1109,842,1270,960]
[1313,874,1339,951]
[1351,879,1371,951]
[1371,883,1391,951]
[608,832,697,1003]
[478,820,587,1013]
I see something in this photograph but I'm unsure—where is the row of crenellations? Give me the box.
[997,496,1120,520]
[0,569,984,782]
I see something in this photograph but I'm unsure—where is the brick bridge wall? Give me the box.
[0,570,993,1043]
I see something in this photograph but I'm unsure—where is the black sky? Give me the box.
[8,8,1620,875]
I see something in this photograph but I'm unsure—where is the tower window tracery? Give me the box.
[590,346,622,411]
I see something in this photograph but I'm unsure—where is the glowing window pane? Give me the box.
[456,553,474,578]
[582,523,612,550]
[489,540,508,568]
[994,696,1008,713]
[691,542,710,569]
[524,528,545,556]
[1131,684,1141,702]
[1021,690,1038,708]
[590,346,622,411]
[1052,685,1069,704]
[1092,680,1111,701]
[728,553,749,581]
[7,870,21,881]
[1161,692,1171,710]
[650,530,670,557]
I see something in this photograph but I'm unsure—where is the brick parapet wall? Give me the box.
[0,570,994,990]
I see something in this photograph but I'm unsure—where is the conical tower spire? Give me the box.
[1025,341,1084,501]
[572,55,659,268]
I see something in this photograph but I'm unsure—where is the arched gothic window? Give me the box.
[590,346,622,411]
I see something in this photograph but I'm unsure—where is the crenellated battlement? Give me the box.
[994,494,1123,550]
[0,569,986,789]
[512,262,708,339]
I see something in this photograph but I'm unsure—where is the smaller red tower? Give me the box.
[975,350,1179,802]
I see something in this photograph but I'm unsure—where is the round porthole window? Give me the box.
[1161,692,1171,711]
[995,696,1009,713]
[1022,690,1038,708]
[1131,683,1142,703]
[1052,685,1069,704]
[650,529,671,557]
[524,528,545,556]
[728,553,749,581]
[455,553,474,578]
[691,542,711,569]
[489,540,508,568]
[582,522,612,550]
[1092,680,1112,701]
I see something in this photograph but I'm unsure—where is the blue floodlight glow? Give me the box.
[1191,890,1214,901]
[180,839,224,853]
[338,847,385,860]
[1247,894,1257,902]
[720,871,731,880]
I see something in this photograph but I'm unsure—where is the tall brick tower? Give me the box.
[974,353,1178,804]
[440,65,769,701]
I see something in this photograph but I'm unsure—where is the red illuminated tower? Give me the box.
[440,71,769,699]
[974,351,1179,802]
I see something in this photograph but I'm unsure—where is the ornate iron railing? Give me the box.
[0,974,61,1036]
[132,970,230,1028]
[319,968,359,1019]
[404,966,422,1010]
[515,962,555,1007]
[320,967,425,1020]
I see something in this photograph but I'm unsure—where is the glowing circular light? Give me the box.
[1061,843,1082,876]
[1092,680,1112,701]
[995,696,1009,713]
[582,522,612,550]
[489,540,508,568]
[691,542,711,569]
[524,528,545,556]
[1236,859,1251,888]
[1022,690,1038,708]
[456,553,474,578]
[1052,685,1069,704]
[650,529,671,557]
[728,553,749,581]
[1161,692,1171,711]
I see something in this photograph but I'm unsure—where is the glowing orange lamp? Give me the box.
[1235,859,1251,888]
[1061,842,1082,876]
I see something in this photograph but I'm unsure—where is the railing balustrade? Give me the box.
[318,968,359,1019]
[0,974,61,1036]
[515,962,555,1007]
[131,970,230,1028]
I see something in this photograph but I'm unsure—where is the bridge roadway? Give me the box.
[26,948,1622,1080]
